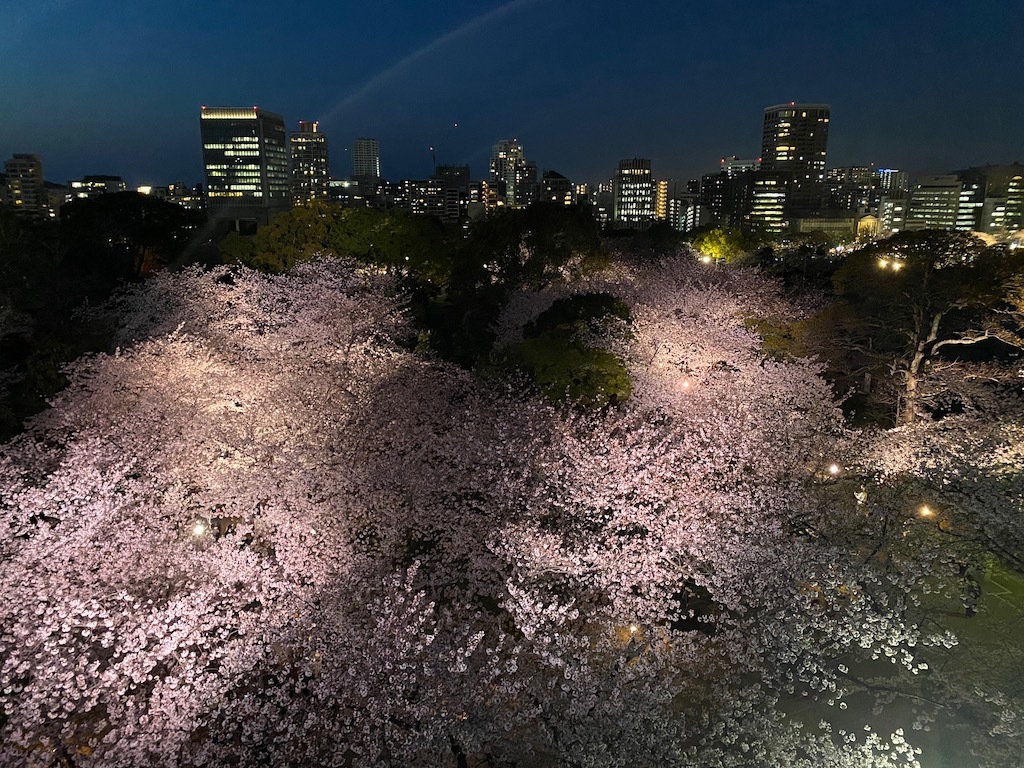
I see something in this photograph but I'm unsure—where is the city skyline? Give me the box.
[3,1,1022,188]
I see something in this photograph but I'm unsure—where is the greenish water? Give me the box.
[784,565,1024,767]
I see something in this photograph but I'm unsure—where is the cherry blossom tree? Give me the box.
[2,254,1016,766]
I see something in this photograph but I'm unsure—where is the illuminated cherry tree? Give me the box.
[3,254,1010,766]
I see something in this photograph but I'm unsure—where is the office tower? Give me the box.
[290,121,330,205]
[906,176,961,230]
[398,178,445,218]
[200,106,289,231]
[952,163,1024,233]
[761,102,830,210]
[955,176,985,231]
[3,154,46,217]
[613,158,654,229]
[878,197,909,235]
[1007,174,1024,232]
[745,172,789,233]
[352,138,381,188]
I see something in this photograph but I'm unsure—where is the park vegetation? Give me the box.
[1,200,1023,766]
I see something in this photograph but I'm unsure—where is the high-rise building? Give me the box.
[876,168,909,197]
[955,176,985,231]
[3,154,46,217]
[826,166,875,211]
[200,106,289,231]
[1007,174,1024,232]
[669,195,710,233]
[468,180,498,220]
[761,102,830,211]
[613,158,654,229]
[906,176,961,230]
[290,121,330,205]
[433,164,470,222]
[745,172,789,234]
[699,170,754,227]
[654,180,670,220]
[952,164,1024,233]
[352,138,381,187]
[489,139,537,207]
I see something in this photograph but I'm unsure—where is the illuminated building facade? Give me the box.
[876,168,909,197]
[433,164,470,222]
[761,102,830,210]
[68,175,127,200]
[137,182,205,211]
[541,170,574,206]
[654,179,669,220]
[613,158,654,229]
[489,139,536,207]
[720,156,761,177]
[906,176,961,230]
[201,106,289,231]
[290,121,330,205]
[2,154,46,217]
[744,172,789,234]
[826,166,874,211]
[878,196,908,235]
[468,180,498,220]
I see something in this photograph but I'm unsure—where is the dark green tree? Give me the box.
[691,226,758,264]
[811,230,1024,424]
[60,192,200,296]
[420,204,605,368]
[500,293,633,409]
[222,202,456,281]
[455,202,604,292]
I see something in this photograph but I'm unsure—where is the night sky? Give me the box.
[3,0,1022,188]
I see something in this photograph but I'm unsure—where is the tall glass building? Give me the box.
[200,106,289,231]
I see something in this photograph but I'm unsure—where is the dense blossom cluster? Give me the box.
[1,256,1019,766]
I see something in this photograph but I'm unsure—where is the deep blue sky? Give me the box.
[2,0,1022,188]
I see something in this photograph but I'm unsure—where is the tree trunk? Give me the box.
[899,311,944,425]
